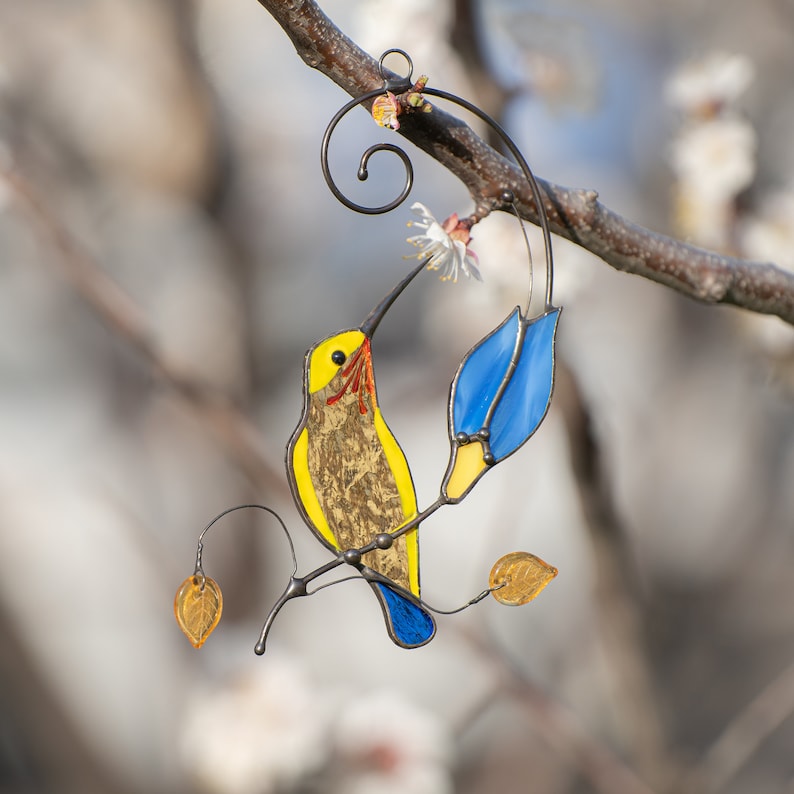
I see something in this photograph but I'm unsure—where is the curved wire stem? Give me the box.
[310,570,505,614]
[420,582,506,615]
[251,494,504,653]
[321,90,414,215]
[319,48,556,309]
[254,497,448,654]
[306,575,365,595]
[422,86,554,310]
[194,503,297,589]
[510,199,536,316]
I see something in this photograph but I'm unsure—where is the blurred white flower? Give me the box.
[738,187,794,355]
[356,0,463,91]
[357,0,448,53]
[671,118,756,201]
[406,202,482,282]
[329,690,454,794]
[665,52,754,117]
[179,660,329,794]
[502,13,601,115]
[670,117,756,249]
[741,187,794,271]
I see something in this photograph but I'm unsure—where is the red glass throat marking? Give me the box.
[326,339,376,414]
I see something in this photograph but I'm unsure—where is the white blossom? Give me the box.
[741,188,794,271]
[738,188,794,354]
[665,52,754,116]
[671,118,756,200]
[406,202,482,282]
[179,660,329,794]
[670,117,756,248]
[329,689,454,794]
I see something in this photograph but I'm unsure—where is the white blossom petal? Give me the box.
[670,117,756,199]
[179,660,329,794]
[405,203,480,282]
[330,690,453,794]
[665,52,754,114]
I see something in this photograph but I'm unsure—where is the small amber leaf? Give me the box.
[174,575,223,648]
[489,551,558,606]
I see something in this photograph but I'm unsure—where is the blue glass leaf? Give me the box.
[489,309,559,460]
[451,307,560,462]
[452,308,522,437]
[371,582,436,648]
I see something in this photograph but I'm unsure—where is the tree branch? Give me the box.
[681,659,794,794]
[2,166,286,497]
[461,626,658,794]
[256,0,794,326]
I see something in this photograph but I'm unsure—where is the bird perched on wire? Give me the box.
[286,261,436,647]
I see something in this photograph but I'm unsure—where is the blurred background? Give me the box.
[1,1,793,793]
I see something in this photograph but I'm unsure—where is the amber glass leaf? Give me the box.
[489,552,558,606]
[174,575,223,648]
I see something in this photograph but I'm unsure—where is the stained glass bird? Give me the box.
[174,52,565,657]
[176,256,561,654]
[286,262,436,648]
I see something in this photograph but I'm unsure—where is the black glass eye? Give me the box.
[331,350,346,366]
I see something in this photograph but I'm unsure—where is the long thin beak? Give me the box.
[359,261,426,338]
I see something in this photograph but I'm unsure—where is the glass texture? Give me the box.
[489,552,558,606]
[174,575,223,648]
[489,309,560,460]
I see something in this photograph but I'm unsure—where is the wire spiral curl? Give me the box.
[320,49,555,309]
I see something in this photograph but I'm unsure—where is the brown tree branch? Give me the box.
[256,0,794,326]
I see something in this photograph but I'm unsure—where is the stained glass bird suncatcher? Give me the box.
[175,50,562,654]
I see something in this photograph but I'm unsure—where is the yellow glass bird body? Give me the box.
[288,329,420,595]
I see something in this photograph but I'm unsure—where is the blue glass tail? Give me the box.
[370,581,436,648]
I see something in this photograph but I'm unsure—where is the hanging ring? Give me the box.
[378,48,414,92]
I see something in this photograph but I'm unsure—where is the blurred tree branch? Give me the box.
[0,601,138,794]
[557,361,676,790]
[681,659,794,793]
[463,626,658,794]
[1,166,286,497]
[256,0,794,326]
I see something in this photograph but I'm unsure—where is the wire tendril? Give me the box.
[194,504,297,590]
[319,49,555,308]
